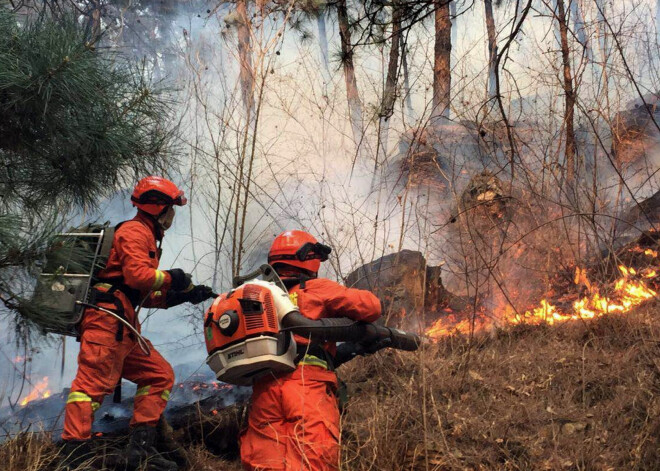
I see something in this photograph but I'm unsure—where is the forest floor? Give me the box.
[4,301,660,470]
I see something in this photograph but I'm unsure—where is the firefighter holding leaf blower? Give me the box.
[61,177,215,471]
[239,230,385,471]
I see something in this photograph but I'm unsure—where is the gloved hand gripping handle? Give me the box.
[280,312,421,351]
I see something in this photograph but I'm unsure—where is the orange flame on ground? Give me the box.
[426,256,659,339]
[20,377,51,406]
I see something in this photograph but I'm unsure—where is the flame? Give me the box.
[20,377,51,406]
[426,259,659,339]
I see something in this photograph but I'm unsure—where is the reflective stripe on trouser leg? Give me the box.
[62,391,101,441]
[124,343,174,428]
[135,385,169,401]
[131,385,172,426]
[135,385,170,401]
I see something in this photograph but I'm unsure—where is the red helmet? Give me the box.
[268,230,332,275]
[131,176,187,216]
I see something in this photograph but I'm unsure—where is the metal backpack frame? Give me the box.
[34,225,115,337]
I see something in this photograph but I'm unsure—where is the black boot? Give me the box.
[60,440,93,470]
[156,416,188,468]
[125,425,178,471]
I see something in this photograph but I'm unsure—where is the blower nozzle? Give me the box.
[280,312,421,352]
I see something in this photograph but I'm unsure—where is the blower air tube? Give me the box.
[280,312,421,352]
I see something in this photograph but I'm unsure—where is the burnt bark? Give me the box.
[556,0,577,184]
[346,250,468,328]
[432,0,452,123]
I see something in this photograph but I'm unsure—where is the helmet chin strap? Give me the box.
[274,265,317,289]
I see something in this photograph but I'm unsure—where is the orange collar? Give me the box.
[133,211,163,241]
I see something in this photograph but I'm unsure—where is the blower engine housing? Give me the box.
[205,279,298,386]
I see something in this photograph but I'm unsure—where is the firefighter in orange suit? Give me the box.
[60,177,215,471]
[240,230,382,471]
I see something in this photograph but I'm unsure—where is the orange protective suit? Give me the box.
[62,212,176,441]
[240,278,381,471]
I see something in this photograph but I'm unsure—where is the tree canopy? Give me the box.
[0,8,177,334]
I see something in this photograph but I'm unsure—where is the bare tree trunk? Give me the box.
[376,2,402,167]
[86,0,102,42]
[402,42,415,123]
[317,9,331,97]
[570,0,590,57]
[432,0,451,123]
[594,0,610,96]
[337,0,365,156]
[236,0,254,116]
[449,0,457,49]
[484,0,497,99]
[657,0,660,45]
[556,0,576,184]
[232,0,254,275]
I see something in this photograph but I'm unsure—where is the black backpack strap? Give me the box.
[89,285,129,341]
[113,382,122,404]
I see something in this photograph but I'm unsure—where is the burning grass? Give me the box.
[426,234,660,338]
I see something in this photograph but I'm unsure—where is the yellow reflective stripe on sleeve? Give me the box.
[160,390,171,401]
[152,270,166,290]
[135,385,151,397]
[66,391,92,404]
[93,283,113,291]
[289,292,298,307]
[153,290,162,297]
[91,402,101,412]
[298,355,328,370]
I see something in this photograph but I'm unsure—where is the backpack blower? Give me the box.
[204,264,422,386]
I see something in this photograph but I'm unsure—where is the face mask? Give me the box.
[158,206,175,231]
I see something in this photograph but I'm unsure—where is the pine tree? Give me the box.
[0,8,177,337]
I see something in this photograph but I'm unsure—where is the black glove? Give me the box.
[187,285,215,305]
[165,285,215,308]
[167,268,192,291]
[165,290,187,308]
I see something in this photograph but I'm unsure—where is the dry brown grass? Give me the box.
[185,445,242,471]
[5,302,660,470]
[0,432,57,470]
[340,300,660,470]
